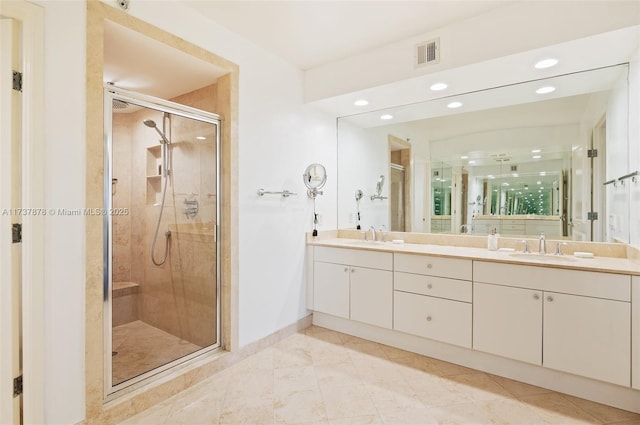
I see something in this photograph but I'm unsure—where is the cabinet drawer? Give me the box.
[474,261,630,301]
[314,246,392,270]
[502,219,525,226]
[394,291,471,348]
[394,253,472,281]
[394,272,471,302]
[501,224,525,231]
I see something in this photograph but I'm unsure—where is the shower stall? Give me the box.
[103,85,221,395]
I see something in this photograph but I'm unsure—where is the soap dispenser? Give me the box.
[487,228,498,251]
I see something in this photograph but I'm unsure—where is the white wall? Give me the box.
[35,1,336,423]
[30,1,86,424]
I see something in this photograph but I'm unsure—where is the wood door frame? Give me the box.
[0,1,45,423]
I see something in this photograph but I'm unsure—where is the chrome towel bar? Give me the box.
[257,189,297,197]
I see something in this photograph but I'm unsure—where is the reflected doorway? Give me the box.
[390,164,405,231]
[389,135,411,232]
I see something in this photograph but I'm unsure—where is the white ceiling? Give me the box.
[182,0,513,70]
[104,20,228,101]
[103,1,638,123]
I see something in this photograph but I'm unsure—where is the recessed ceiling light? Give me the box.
[540,172,546,176]
[460,155,469,159]
[380,114,393,120]
[536,180,542,184]
[531,149,541,153]
[540,187,545,190]
[534,58,559,69]
[196,136,207,140]
[533,155,542,159]
[536,86,556,94]
[512,173,519,177]
[447,101,463,109]
[430,82,448,91]
[354,99,369,106]
[468,160,476,164]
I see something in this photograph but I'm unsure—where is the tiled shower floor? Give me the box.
[119,325,640,424]
[112,320,201,385]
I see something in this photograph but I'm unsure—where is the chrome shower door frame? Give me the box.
[103,85,222,399]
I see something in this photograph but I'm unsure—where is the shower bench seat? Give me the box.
[113,281,139,327]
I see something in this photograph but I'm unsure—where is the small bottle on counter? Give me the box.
[487,228,498,251]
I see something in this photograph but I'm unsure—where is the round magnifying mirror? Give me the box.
[303,163,327,198]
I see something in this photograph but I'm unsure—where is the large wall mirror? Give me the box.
[337,64,629,243]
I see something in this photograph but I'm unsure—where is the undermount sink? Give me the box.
[508,252,578,263]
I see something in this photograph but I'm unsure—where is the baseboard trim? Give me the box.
[313,312,640,414]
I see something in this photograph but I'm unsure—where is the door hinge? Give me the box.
[587,212,599,221]
[12,71,23,92]
[12,223,22,243]
[13,375,23,397]
[587,149,598,158]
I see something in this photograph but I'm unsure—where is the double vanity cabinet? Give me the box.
[307,238,640,412]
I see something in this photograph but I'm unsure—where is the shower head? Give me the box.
[112,99,129,110]
[143,119,171,145]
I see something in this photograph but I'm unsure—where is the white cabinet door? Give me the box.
[350,267,393,329]
[544,292,630,386]
[313,262,350,319]
[473,283,542,365]
[394,291,471,348]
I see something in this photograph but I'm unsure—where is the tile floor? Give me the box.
[119,325,640,425]
[112,320,202,385]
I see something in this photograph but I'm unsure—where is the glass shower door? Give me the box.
[106,87,220,393]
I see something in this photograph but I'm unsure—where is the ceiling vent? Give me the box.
[414,38,440,68]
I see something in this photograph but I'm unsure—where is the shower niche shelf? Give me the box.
[146,145,162,205]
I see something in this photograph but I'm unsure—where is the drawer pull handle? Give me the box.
[426,316,432,322]
[427,284,433,289]
[351,268,355,273]
[427,264,433,269]
[546,295,554,302]
[533,293,540,300]
[344,267,348,272]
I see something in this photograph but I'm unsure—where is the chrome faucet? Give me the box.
[369,225,377,242]
[555,241,568,256]
[379,225,386,242]
[538,232,546,254]
[518,239,530,253]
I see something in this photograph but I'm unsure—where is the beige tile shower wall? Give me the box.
[112,113,134,283]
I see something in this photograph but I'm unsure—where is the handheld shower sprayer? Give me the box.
[144,117,173,266]
[143,119,171,145]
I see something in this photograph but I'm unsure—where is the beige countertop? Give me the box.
[308,237,640,276]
